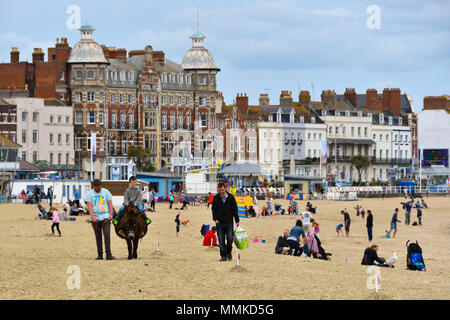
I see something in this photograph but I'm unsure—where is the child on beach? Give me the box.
[336,224,344,237]
[381,230,391,238]
[50,207,62,237]
[175,214,181,237]
[311,218,320,239]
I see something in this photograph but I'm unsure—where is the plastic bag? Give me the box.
[234,226,249,250]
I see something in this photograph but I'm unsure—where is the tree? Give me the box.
[350,155,370,185]
[127,145,155,173]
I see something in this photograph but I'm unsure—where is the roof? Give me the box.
[219,163,262,175]
[335,93,413,114]
[18,160,41,172]
[43,99,66,107]
[33,160,80,171]
[137,168,182,179]
[284,175,324,181]
[0,136,21,148]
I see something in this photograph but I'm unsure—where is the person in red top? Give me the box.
[207,192,214,209]
[203,226,218,246]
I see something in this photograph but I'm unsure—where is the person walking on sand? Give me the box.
[417,207,423,226]
[388,208,402,238]
[50,207,62,237]
[86,179,116,261]
[211,182,240,262]
[366,210,373,243]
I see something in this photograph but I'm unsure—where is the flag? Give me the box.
[91,133,97,162]
[320,140,328,158]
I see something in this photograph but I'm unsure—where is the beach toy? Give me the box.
[253,237,259,242]
[290,217,293,219]
[262,239,266,243]
[345,258,348,263]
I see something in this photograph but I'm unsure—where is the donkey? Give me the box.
[114,203,150,259]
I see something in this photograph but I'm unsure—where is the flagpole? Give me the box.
[419,147,422,194]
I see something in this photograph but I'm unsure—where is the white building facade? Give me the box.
[6,98,75,166]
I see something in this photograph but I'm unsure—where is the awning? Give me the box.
[421,167,450,175]
[219,163,262,176]
[327,138,375,145]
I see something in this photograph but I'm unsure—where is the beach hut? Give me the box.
[284,175,324,200]
[137,168,183,199]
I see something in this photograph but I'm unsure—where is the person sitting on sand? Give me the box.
[381,230,391,238]
[275,229,291,255]
[247,206,256,218]
[203,226,218,246]
[361,244,392,268]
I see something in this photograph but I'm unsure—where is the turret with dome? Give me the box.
[68,24,108,64]
[182,30,219,71]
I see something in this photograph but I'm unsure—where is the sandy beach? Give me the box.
[0,196,449,300]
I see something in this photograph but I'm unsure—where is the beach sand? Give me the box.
[0,196,449,300]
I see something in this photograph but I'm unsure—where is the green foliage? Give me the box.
[350,155,371,185]
[127,145,155,173]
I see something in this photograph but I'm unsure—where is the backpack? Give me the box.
[406,240,426,271]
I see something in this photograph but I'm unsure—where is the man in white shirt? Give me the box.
[301,211,312,233]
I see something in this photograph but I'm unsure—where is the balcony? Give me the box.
[291,139,296,145]
[284,139,290,145]
[282,157,320,166]
[297,139,303,145]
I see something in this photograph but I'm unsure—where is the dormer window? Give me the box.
[367,113,372,118]
[335,110,340,116]
[162,73,167,83]
[276,112,281,123]
[388,116,393,125]
[300,116,304,123]
[120,71,126,82]
[311,117,316,124]
[290,112,294,123]
[268,115,273,122]
[345,110,350,117]
[398,117,402,125]
[357,111,362,117]
[379,114,384,124]
[322,110,327,116]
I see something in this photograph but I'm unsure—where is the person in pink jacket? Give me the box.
[50,207,62,237]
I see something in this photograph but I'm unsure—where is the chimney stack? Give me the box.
[236,93,249,112]
[259,93,269,107]
[299,90,311,108]
[344,88,358,107]
[280,90,293,107]
[32,48,44,64]
[423,96,449,111]
[321,90,336,107]
[10,47,19,64]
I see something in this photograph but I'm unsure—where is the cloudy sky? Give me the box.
[0,0,449,112]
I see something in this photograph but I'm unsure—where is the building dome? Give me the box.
[68,24,108,64]
[182,32,219,71]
